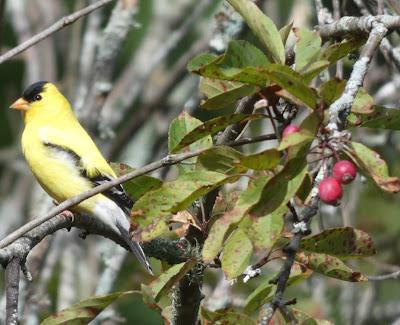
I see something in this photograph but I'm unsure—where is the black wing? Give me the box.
[44,142,134,213]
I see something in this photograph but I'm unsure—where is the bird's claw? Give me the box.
[61,210,75,231]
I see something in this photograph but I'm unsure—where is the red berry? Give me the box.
[282,124,300,137]
[318,177,343,205]
[332,160,357,184]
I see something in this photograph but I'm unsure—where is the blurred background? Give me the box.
[0,0,400,324]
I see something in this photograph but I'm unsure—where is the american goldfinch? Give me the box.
[10,81,152,274]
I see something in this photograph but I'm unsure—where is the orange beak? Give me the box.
[10,98,29,111]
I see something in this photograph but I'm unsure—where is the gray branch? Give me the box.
[5,258,20,325]
[79,0,139,130]
[327,20,388,131]
[0,0,114,65]
[319,15,398,39]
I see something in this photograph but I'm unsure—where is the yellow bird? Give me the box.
[10,81,152,274]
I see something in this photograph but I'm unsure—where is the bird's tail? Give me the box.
[117,223,153,275]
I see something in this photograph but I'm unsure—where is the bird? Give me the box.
[10,81,153,274]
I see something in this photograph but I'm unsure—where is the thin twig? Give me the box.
[368,270,400,281]
[0,0,114,65]
[5,258,20,325]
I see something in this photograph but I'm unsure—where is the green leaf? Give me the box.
[240,205,286,251]
[357,106,400,130]
[300,227,376,258]
[346,142,400,193]
[199,77,259,110]
[258,64,318,108]
[202,176,270,263]
[197,146,246,175]
[168,111,212,154]
[240,149,281,170]
[189,40,269,78]
[168,111,213,172]
[197,146,280,174]
[320,38,364,64]
[217,39,270,69]
[296,252,367,282]
[221,229,253,279]
[279,21,293,45]
[352,88,374,114]
[141,259,197,305]
[110,163,162,200]
[226,0,284,64]
[192,59,318,108]
[302,60,330,83]
[278,131,314,151]
[290,308,334,325]
[249,154,308,218]
[201,306,256,325]
[319,78,346,104]
[187,53,218,72]
[131,171,234,237]
[293,27,321,72]
[243,281,274,315]
[170,114,261,153]
[41,291,135,325]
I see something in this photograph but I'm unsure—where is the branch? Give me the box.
[100,0,215,132]
[5,258,20,325]
[79,0,139,129]
[368,270,400,281]
[318,15,398,39]
[326,20,388,131]
[257,198,319,325]
[0,149,204,249]
[0,213,190,269]
[0,0,114,65]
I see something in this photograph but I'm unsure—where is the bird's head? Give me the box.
[10,81,70,123]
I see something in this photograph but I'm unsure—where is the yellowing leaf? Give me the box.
[221,229,253,279]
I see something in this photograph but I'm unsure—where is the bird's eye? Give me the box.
[35,94,42,101]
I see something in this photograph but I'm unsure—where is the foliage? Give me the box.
[7,0,400,324]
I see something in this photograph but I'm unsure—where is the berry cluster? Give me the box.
[282,125,358,206]
[318,160,357,205]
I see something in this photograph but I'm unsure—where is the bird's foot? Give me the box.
[61,210,75,231]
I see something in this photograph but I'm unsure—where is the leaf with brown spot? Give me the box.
[320,37,365,63]
[300,227,376,258]
[199,77,259,110]
[171,113,263,153]
[296,252,367,282]
[201,305,256,325]
[131,171,234,241]
[239,204,286,251]
[354,105,400,130]
[202,176,270,263]
[345,142,400,193]
[352,88,374,114]
[41,291,136,325]
[168,111,213,172]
